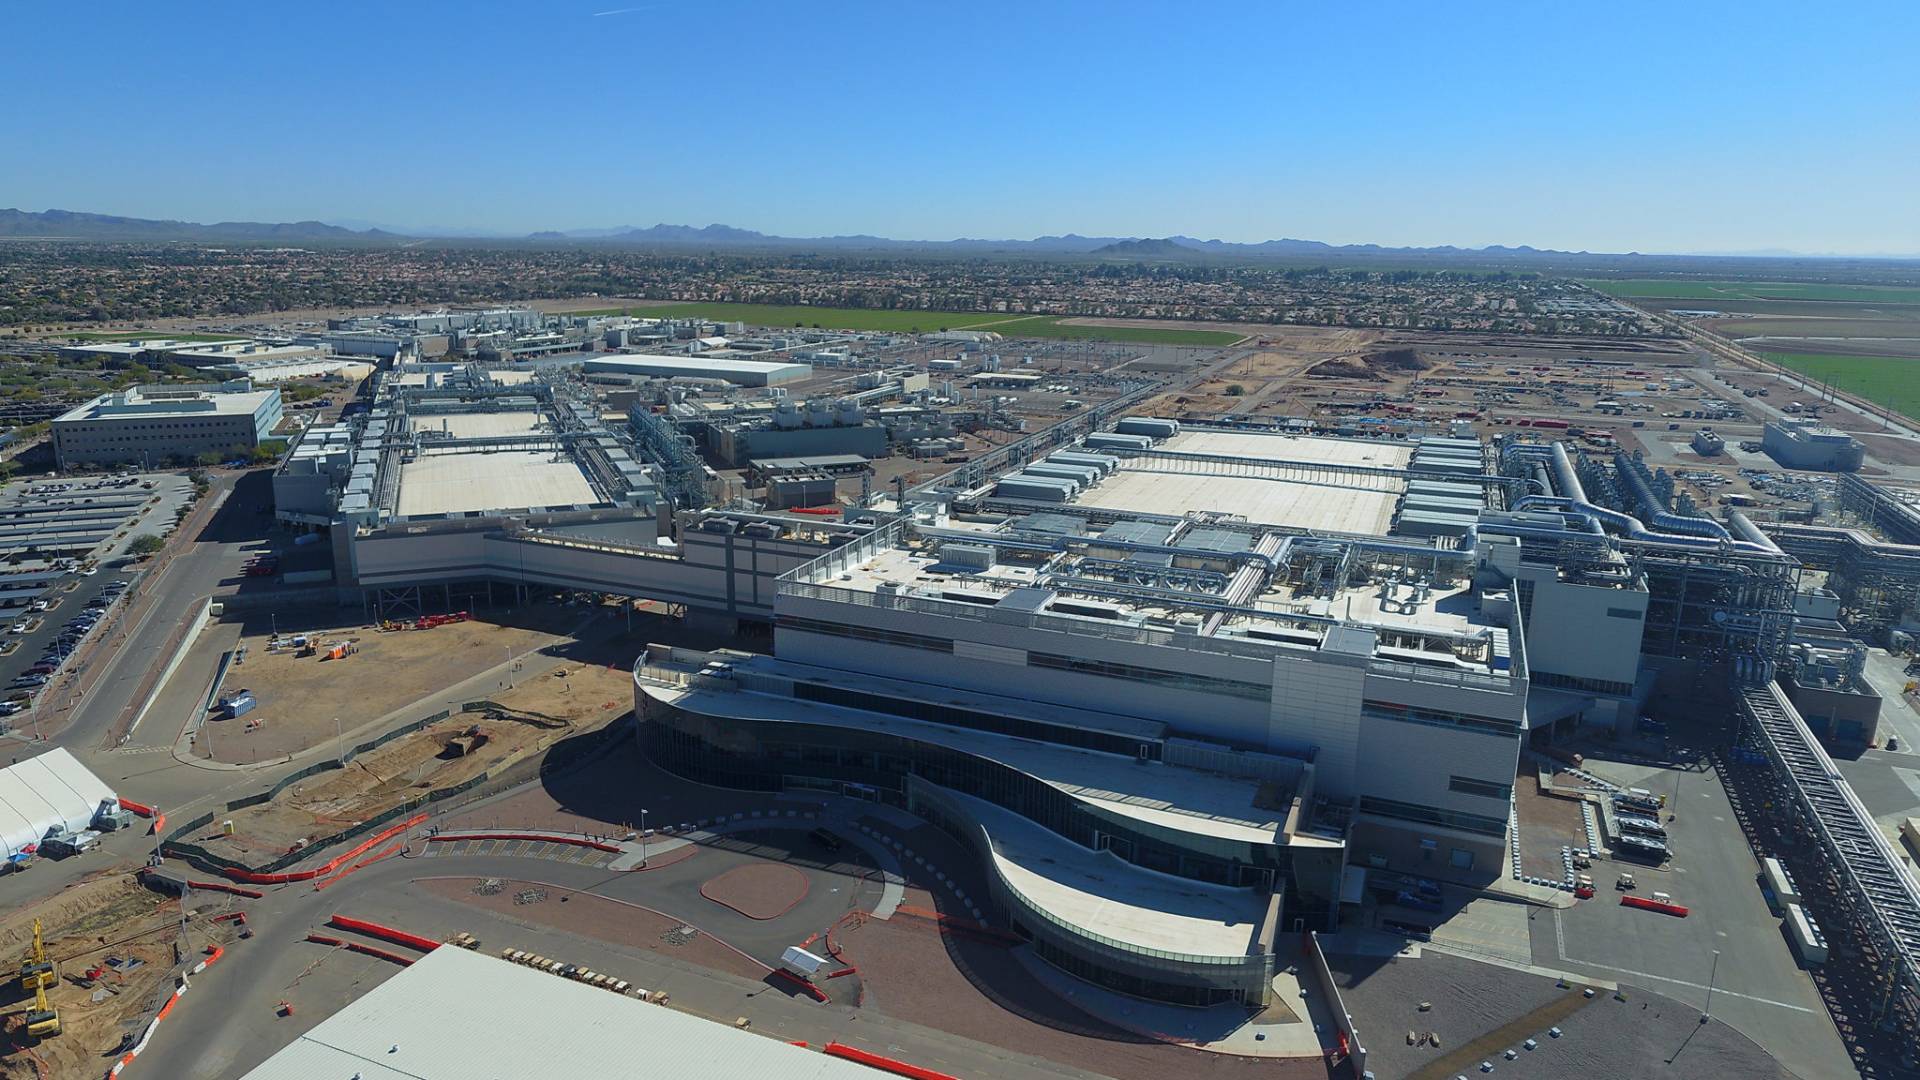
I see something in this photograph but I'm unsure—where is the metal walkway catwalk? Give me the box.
[1739,682,1920,1032]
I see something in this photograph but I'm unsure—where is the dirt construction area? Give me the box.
[196,691,617,866]
[203,609,578,762]
[0,873,241,1080]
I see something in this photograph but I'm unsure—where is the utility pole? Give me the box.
[1701,948,1721,1024]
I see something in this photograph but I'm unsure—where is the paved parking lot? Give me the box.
[1528,751,1853,1080]
[0,567,139,739]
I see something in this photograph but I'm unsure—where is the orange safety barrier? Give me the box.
[119,797,157,818]
[305,933,415,966]
[326,914,442,953]
[150,812,166,836]
[211,814,426,884]
[426,832,622,852]
[822,1043,959,1080]
[1621,895,1690,917]
[313,840,404,891]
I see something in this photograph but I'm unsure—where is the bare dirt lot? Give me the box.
[701,865,809,920]
[0,873,240,1080]
[1515,772,1591,880]
[198,699,607,865]
[206,610,580,762]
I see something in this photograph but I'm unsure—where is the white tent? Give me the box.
[0,748,116,859]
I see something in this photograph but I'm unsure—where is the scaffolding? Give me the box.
[1737,683,1920,1056]
[631,407,709,511]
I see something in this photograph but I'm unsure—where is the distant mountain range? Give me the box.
[0,206,1594,257]
[0,208,400,242]
[3,207,1912,261]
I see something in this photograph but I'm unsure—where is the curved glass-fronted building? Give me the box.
[636,647,1349,1007]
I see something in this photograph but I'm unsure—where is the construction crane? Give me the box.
[23,981,60,1039]
[18,918,52,994]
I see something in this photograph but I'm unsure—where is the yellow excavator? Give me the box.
[23,982,60,1039]
[18,919,59,1040]
[18,919,52,994]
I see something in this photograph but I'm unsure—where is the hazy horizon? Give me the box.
[4,0,1916,255]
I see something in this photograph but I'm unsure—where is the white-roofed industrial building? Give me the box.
[582,354,812,387]
[0,749,117,862]
[237,946,887,1080]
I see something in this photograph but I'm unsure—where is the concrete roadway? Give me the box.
[1527,751,1854,1080]
[128,848,1121,1080]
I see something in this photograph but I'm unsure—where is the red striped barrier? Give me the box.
[209,814,426,884]
[326,914,441,953]
[826,966,858,979]
[426,832,621,852]
[822,1043,958,1080]
[1621,895,1689,917]
[104,944,228,1077]
[186,878,264,899]
[305,933,415,965]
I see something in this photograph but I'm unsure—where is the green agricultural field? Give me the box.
[1584,279,1920,304]
[573,302,1011,333]
[980,315,1244,346]
[1759,351,1920,421]
[571,302,1243,345]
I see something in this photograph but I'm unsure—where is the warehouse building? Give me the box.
[707,398,890,466]
[52,382,283,469]
[239,946,887,1080]
[1762,418,1865,472]
[583,354,812,387]
[0,750,117,864]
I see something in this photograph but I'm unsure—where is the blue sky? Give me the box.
[3,0,1916,253]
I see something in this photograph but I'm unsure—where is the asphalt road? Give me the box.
[1529,751,1854,1080]
[128,848,1112,1080]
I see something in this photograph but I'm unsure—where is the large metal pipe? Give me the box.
[1728,511,1784,554]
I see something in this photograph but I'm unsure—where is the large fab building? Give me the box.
[634,416,1834,1009]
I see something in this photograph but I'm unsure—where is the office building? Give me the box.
[52,382,283,469]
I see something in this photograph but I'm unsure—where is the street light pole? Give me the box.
[505,645,514,690]
[334,716,342,762]
[639,808,648,868]
[1701,948,1721,1023]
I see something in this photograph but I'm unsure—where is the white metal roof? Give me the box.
[0,748,115,858]
[239,946,883,1080]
